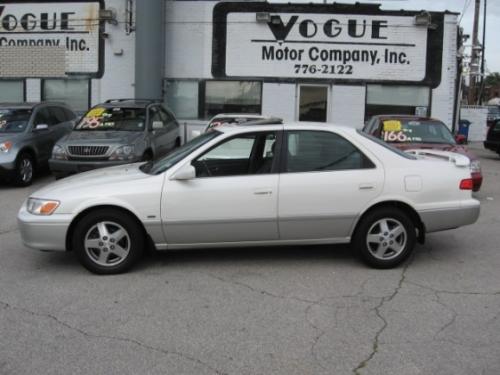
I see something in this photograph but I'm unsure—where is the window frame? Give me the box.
[280,130,376,174]
[191,130,283,178]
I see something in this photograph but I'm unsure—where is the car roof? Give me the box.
[0,101,68,109]
[371,114,442,123]
[211,113,264,119]
[216,122,359,134]
[100,99,162,109]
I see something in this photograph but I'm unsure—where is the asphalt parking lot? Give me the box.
[1,144,499,375]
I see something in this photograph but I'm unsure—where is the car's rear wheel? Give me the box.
[353,207,416,268]
[72,209,144,274]
[14,153,34,186]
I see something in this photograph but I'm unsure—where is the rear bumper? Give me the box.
[49,158,138,177]
[17,206,72,251]
[419,200,480,233]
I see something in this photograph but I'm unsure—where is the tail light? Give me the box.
[460,178,474,190]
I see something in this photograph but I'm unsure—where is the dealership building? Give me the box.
[0,0,460,130]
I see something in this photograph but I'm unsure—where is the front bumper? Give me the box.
[419,200,480,233]
[17,206,72,251]
[49,158,138,177]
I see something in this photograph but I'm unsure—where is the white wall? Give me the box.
[331,85,366,128]
[262,83,296,121]
[164,1,214,79]
[460,106,488,142]
[431,13,458,128]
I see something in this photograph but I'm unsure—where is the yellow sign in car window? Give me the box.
[383,120,402,132]
[86,107,106,118]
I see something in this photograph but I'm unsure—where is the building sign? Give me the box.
[213,3,444,86]
[0,1,104,77]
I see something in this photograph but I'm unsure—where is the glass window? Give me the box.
[299,85,328,122]
[0,108,31,133]
[149,107,165,130]
[380,119,455,145]
[366,85,430,119]
[165,80,199,119]
[193,132,276,177]
[75,107,146,132]
[285,131,374,173]
[204,81,261,119]
[49,107,68,124]
[43,79,90,113]
[0,80,24,102]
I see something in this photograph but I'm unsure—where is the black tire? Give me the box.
[72,208,145,274]
[14,153,35,187]
[352,207,416,269]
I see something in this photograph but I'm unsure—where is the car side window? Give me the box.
[285,130,374,173]
[160,107,178,131]
[192,131,277,177]
[49,107,67,124]
[62,107,76,121]
[149,107,165,130]
[33,108,50,126]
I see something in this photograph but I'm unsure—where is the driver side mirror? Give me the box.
[34,124,49,131]
[152,121,164,130]
[171,164,195,181]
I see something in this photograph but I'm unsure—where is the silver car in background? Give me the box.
[49,99,181,178]
[0,102,77,186]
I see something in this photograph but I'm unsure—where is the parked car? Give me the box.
[49,99,181,178]
[484,119,500,156]
[0,102,77,186]
[205,114,272,132]
[486,105,500,127]
[18,122,479,274]
[363,115,483,191]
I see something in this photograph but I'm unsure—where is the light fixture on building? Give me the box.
[256,12,271,23]
[99,9,118,25]
[414,11,431,26]
[270,15,282,25]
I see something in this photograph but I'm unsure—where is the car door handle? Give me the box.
[359,184,375,190]
[254,189,273,196]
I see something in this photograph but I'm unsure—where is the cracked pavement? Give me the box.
[1,144,499,375]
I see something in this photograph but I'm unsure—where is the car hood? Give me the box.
[32,163,151,198]
[0,132,24,143]
[391,143,478,161]
[61,130,144,145]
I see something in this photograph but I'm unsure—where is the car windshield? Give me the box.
[141,131,221,175]
[357,130,416,160]
[380,119,455,145]
[75,107,146,131]
[0,109,31,133]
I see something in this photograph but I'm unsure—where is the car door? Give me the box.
[278,129,384,240]
[31,107,56,162]
[162,130,280,244]
[148,106,169,157]
[160,107,179,151]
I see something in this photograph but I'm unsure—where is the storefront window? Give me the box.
[204,81,261,119]
[366,85,430,119]
[165,80,199,119]
[43,79,90,113]
[299,85,328,122]
[0,80,24,102]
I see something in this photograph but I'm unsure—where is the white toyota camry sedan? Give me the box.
[18,122,480,274]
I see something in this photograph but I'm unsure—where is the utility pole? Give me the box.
[468,0,481,104]
[478,0,487,104]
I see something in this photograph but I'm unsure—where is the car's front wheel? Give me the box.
[14,153,35,186]
[72,209,145,274]
[353,207,416,268]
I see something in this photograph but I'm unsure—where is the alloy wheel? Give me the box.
[84,221,131,267]
[366,218,407,260]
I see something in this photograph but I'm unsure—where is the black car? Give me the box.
[484,119,500,156]
[0,102,77,186]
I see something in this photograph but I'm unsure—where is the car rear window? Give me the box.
[379,119,455,145]
[357,130,416,160]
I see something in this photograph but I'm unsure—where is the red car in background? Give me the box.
[363,115,483,191]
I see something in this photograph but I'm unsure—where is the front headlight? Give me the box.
[470,160,481,174]
[52,144,67,160]
[109,145,135,161]
[0,141,12,153]
[27,198,60,215]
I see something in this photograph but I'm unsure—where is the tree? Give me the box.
[485,72,500,87]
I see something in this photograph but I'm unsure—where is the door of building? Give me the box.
[297,85,329,122]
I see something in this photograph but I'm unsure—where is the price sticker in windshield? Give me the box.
[383,120,402,132]
[86,107,106,118]
[383,131,408,142]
